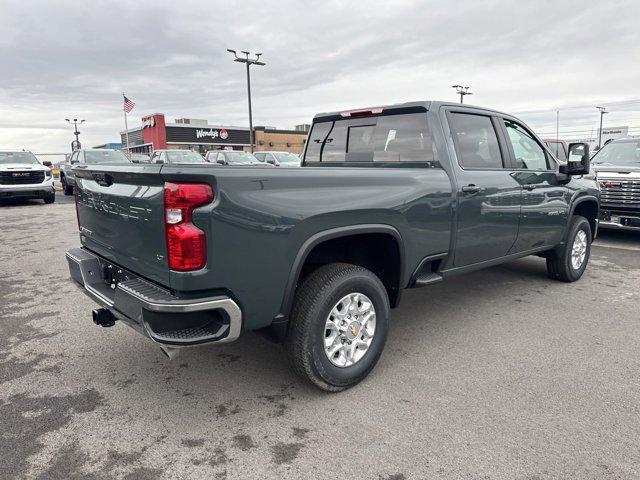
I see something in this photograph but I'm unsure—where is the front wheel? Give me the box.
[61,175,73,195]
[546,215,592,282]
[286,263,390,392]
[43,192,55,204]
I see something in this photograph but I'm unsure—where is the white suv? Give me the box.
[0,150,55,203]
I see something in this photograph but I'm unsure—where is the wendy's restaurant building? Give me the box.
[120,114,308,155]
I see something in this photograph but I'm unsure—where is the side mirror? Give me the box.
[42,161,52,167]
[560,142,590,176]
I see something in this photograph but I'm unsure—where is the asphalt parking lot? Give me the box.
[1,194,639,480]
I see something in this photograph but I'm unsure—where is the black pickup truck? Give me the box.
[66,101,599,391]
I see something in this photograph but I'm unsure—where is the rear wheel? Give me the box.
[546,215,591,282]
[286,263,389,392]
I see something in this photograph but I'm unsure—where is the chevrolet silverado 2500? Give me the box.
[65,101,599,391]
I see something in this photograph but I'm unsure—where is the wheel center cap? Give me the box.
[346,321,361,340]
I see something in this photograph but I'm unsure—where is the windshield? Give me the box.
[166,151,206,164]
[592,140,640,166]
[84,150,131,164]
[225,152,258,164]
[0,151,40,165]
[274,152,300,165]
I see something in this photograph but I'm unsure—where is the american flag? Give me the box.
[123,95,135,113]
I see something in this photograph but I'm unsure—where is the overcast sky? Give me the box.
[1,0,639,153]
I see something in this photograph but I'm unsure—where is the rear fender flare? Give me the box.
[276,224,404,323]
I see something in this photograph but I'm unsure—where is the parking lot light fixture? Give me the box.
[66,118,85,150]
[452,85,472,104]
[227,49,266,153]
[596,106,608,150]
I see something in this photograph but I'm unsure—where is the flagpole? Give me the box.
[123,92,130,155]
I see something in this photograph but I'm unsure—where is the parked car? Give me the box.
[543,139,569,162]
[591,138,640,231]
[66,101,598,391]
[254,151,302,167]
[129,153,151,163]
[206,150,271,166]
[59,149,131,195]
[150,150,206,164]
[0,150,55,203]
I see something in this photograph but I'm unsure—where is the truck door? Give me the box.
[446,110,522,266]
[501,118,569,250]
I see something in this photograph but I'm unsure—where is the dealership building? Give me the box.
[120,113,308,155]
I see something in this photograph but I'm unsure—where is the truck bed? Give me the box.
[74,163,453,330]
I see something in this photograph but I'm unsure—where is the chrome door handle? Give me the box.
[461,185,481,194]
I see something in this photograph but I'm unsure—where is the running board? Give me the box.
[413,272,443,287]
[409,252,447,288]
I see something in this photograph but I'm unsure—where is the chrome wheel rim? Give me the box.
[571,230,588,270]
[324,293,376,367]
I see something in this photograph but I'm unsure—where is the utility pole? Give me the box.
[596,106,608,150]
[452,85,472,104]
[65,118,85,150]
[227,49,265,153]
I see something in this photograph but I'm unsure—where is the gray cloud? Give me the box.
[0,0,639,152]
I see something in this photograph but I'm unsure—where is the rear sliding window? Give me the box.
[304,113,437,165]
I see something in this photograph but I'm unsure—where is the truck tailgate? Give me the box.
[74,164,170,287]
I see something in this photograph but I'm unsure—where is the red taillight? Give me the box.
[164,182,214,271]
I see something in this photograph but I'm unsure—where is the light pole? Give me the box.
[452,85,472,104]
[65,118,85,150]
[596,106,608,150]
[227,49,265,153]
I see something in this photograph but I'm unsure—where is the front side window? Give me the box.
[504,121,549,170]
[449,113,503,169]
[304,113,435,164]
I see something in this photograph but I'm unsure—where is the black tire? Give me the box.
[286,262,390,392]
[43,192,55,204]
[546,215,591,282]
[61,175,73,195]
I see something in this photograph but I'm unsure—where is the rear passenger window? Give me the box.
[449,113,503,169]
[304,113,436,165]
[374,114,434,163]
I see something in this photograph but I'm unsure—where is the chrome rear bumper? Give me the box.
[66,247,242,346]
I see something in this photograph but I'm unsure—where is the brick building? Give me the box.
[120,113,308,155]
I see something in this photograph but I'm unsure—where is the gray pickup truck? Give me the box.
[65,101,599,391]
[59,149,131,195]
[591,138,640,231]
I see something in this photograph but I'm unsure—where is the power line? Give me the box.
[512,98,640,115]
